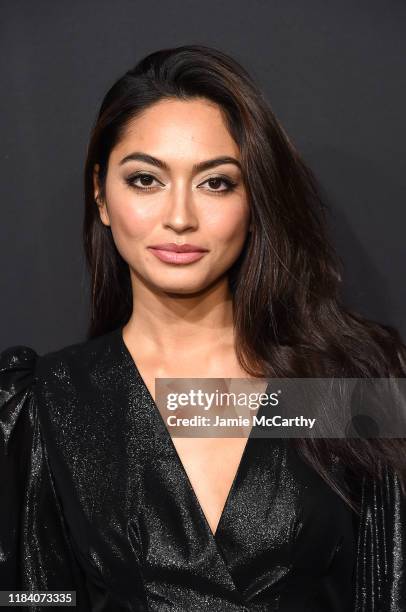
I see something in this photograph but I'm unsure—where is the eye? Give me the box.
[199,176,237,195]
[125,172,162,192]
[125,172,238,195]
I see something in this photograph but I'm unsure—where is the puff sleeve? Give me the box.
[0,345,91,610]
[354,462,406,611]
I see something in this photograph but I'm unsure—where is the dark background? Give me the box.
[1,1,405,353]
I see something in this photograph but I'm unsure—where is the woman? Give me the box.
[1,45,405,611]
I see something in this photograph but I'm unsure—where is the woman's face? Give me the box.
[94,97,251,295]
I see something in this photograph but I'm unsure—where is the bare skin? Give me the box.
[94,97,258,536]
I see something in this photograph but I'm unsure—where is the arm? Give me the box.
[354,461,406,612]
[0,346,92,610]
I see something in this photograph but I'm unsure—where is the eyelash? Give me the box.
[125,172,237,196]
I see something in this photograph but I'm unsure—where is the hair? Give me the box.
[83,44,406,514]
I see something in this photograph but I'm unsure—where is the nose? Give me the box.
[162,181,198,233]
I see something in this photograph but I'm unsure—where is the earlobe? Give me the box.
[96,196,111,227]
[93,163,100,202]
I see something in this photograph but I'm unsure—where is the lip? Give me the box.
[148,246,208,265]
[148,243,208,253]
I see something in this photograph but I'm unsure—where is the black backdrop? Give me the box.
[1,0,405,353]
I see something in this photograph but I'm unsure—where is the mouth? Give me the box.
[148,243,208,253]
[147,244,209,265]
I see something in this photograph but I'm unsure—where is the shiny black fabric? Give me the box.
[0,327,405,611]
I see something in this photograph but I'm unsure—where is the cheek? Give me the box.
[108,193,159,240]
[104,192,161,266]
[203,202,250,246]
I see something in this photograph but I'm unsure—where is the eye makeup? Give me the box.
[124,171,239,196]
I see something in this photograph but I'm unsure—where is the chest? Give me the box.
[137,360,266,536]
[39,336,358,610]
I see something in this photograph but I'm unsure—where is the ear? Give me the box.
[93,164,111,227]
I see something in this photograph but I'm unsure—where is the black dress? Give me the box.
[0,327,405,611]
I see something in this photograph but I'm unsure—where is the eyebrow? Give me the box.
[118,152,241,173]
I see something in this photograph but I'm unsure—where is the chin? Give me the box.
[152,279,210,296]
[161,285,205,296]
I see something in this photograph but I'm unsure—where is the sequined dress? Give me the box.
[0,327,405,611]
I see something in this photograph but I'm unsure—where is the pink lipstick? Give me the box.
[148,243,209,265]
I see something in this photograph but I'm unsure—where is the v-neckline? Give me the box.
[116,325,259,541]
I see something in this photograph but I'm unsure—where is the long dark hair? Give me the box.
[83,44,406,514]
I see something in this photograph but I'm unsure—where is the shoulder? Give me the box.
[0,344,39,379]
[1,327,122,395]
[0,345,39,420]
[38,328,120,378]
[1,328,125,452]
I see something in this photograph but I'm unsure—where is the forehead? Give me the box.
[110,97,240,164]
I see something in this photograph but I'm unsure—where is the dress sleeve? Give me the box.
[354,461,406,611]
[0,345,92,610]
